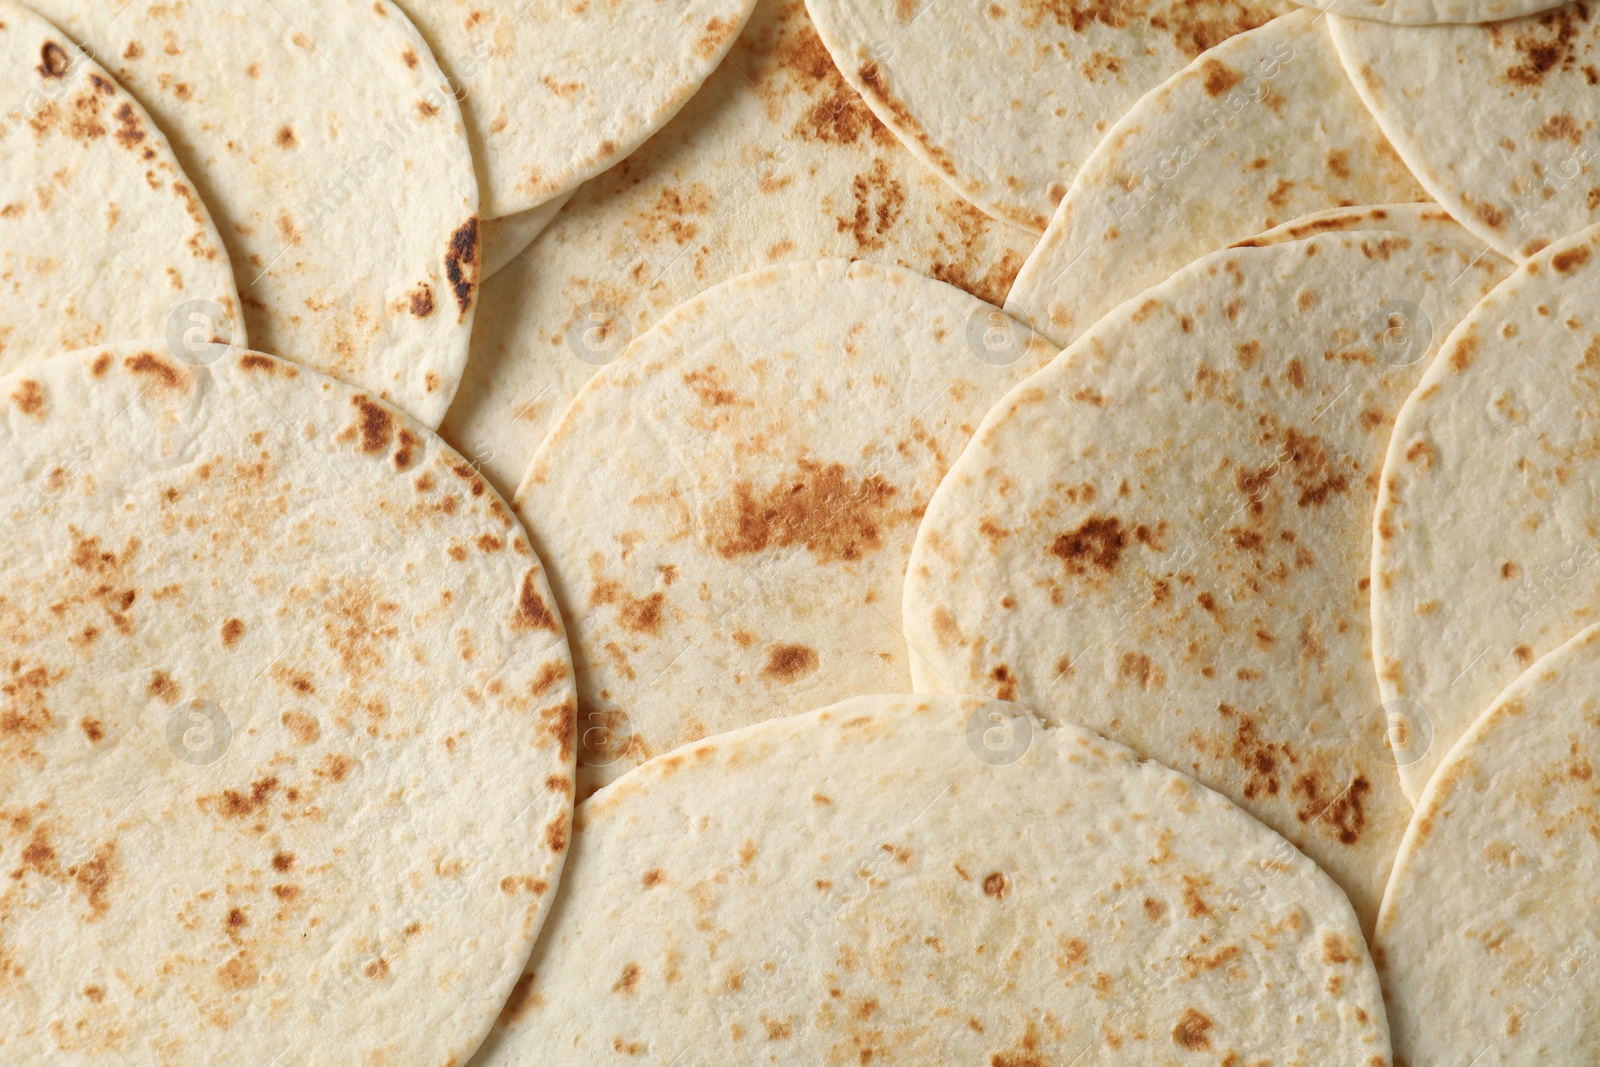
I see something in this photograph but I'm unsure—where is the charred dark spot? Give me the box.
[444,217,479,318]
[38,42,70,79]
[1048,516,1127,575]
[409,283,435,317]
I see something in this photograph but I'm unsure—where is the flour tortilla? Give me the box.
[514,259,1055,796]
[0,3,240,371]
[395,0,756,219]
[1005,10,1428,350]
[1234,202,1514,263]
[1372,224,1600,804]
[804,0,1292,234]
[0,345,575,1065]
[1331,6,1600,261]
[481,189,575,281]
[1375,623,1600,1065]
[475,694,1392,1066]
[27,0,480,428]
[1303,0,1564,24]
[905,229,1510,931]
[439,0,1037,498]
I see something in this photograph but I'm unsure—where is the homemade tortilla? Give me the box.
[515,259,1055,796]
[1005,11,1428,349]
[439,0,1037,498]
[475,694,1392,1066]
[28,0,481,428]
[1372,223,1600,802]
[0,2,240,372]
[396,0,757,218]
[904,229,1510,931]
[1330,5,1600,261]
[1375,623,1600,1065]
[805,0,1292,232]
[0,344,575,1065]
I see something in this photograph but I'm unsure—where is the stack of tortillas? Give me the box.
[2,0,1594,1062]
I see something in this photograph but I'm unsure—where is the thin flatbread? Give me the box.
[1005,11,1428,349]
[0,3,240,371]
[1374,623,1600,1065]
[805,0,1292,232]
[515,259,1055,796]
[1330,5,1600,261]
[481,190,575,281]
[476,694,1392,1067]
[0,345,575,1066]
[439,0,1037,498]
[396,0,756,218]
[1372,223,1600,802]
[1301,0,1564,24]
[905,229,1510,930]
[28,0,481,428]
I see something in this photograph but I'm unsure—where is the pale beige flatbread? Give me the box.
[0,2,240,371]
[28,0,481,428]
[1372,223,1600,803]
[0,344,575,1066]
[439,0,1037,498]
[1375,623,1600,1065]
[1331,6,1600,261]
[481,190,575,281]
[477,694,1392,1067]
[1303,0,1564,24]
[515,259,1055,796]
[1006,11,1429,349]
[905,228,1510,931]
[806,0,1292,233]
[396,0,756,218]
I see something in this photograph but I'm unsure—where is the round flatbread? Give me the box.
[905,228,1510,930]
[0,2,240,371]
[27,0,481,428]
[475,694,1393,1067]
[515,258,1056,796]
[1006,10,1428,349]
[438,0,1036,498]
[804,0,1292,233]
[0,345,575,1065]
[1375,622,1600,1065]
[1330,5,1600,261]
[1372,223,1600,802]
[396,0,757,218]
[1302,0,1564,24]
[480,189,575,281]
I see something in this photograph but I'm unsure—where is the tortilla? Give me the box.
[0,3,240,371]
[481,190,575,281]
[1374,622,1600,1065]
[514,258,1055,796]
[27,0,481,428]
[1004,10,1429,350]
[0,344,575,1065]
[1372,223,1600,803]
[805,0,1292,233]
[1304,0,1564,24]
[904,229,1510,931]
[438,0,1037,498]
[474,694,1392,1066]
[395,0,757,219]
[1330,5,1600,261]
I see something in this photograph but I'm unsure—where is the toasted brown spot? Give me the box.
[513,570,560,632]
[38,41,70,79]
[710,460,901,564]
[497,973,540,1025]
[444,217,479,317]
[612,962,641,995]
[1048,515,1127,575]
[220,618,244,647]
[124,352,183,388]
[1553,245,1592,274]
[1172,1007,1213,1050]
[762,644,818,683]
[79,717,103,742]
[544,814,567,853]
[1201,60,1242,96]
[983,872,1007,899]
[10,380,43,416]
[409,284,435,317]
[349,396,393,455]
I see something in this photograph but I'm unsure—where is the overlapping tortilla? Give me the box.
[1006,11,1428,349]
[516,259,1055,795]
[477,695,1392,1067]
[0,345,575,1066]
[439,0,1036,497]
[905,228,1510,930]
[1372,223,1600,801]
[28,0,481,427]
[0,2,239,371]
[1331,5,1600,260]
